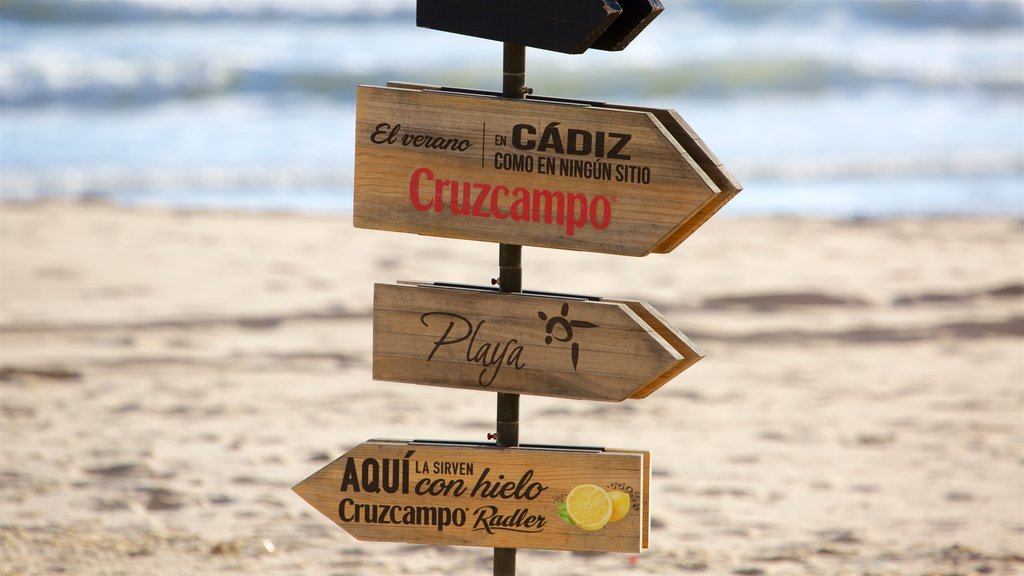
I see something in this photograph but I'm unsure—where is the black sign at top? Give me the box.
[416,0,664,55]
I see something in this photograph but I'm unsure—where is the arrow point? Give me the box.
[591,0,664,51]
[417,0,624,54]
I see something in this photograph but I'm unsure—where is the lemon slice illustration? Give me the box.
[565,484,612,531]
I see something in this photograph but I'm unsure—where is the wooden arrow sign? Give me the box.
[293,439,650,553]
[372,282,702,402]
[353,84,740,256]
[384,82,744,252]
[416,0,662,54]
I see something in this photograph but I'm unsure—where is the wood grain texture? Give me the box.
[354,84,736,256]
[372,283,701,402]
[293,439,649,553]
[607,298,705,399]
[416,0,622,54]
[396,87,739,251]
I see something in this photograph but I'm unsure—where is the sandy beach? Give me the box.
[1,199,1022,575]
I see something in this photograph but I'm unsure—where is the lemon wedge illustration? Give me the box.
[565,484,612,531]
[607,490,630,523]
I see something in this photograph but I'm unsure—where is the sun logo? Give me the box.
[538,303,598,370]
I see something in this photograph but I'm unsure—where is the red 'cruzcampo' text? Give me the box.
[409,167,613,237]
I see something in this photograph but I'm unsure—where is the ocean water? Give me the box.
[1,0,1022,217]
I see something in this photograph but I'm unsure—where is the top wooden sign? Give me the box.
[416,0,664,54]
[353,84,741,257]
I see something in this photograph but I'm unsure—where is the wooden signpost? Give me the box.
[293,440,650,553]
[295,3,742,574]
[373,282,702,402]
[353,84,740,256]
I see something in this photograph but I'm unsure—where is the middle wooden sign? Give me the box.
[354,84,738,257]
[373,282,703,402]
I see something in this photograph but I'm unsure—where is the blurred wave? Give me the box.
[2,0,1021,108]
[2,0,1020,30]
[6,152,1019,202]
[1,59,368,107]
[737,153,1024,183]
[1,166,352,199]
[3,57,1021,109]
[1,0,1021,215]
[696,0,1024,31]
[0,0,414,24]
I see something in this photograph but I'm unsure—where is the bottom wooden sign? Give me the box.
[293,439,650,553]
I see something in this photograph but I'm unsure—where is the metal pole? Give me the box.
[502,43,527,99]
[496,243,522,447]
[494,42,526,576]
